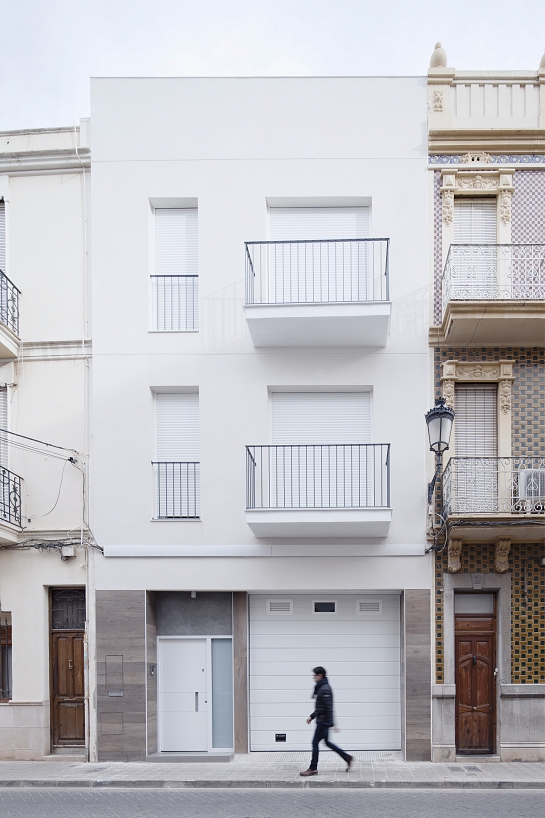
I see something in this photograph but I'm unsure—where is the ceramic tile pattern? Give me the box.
[433,346,545,684]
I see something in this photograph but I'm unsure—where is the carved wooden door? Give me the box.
[51,632,85,745]
[455,614,496,754]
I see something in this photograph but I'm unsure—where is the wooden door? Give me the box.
[51,632,85,745]
[455,613,496,754]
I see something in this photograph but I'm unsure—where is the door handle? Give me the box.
[472,706,477,711]
[68,659,73,670]
[195,692,198,712]
[472,656,476,665]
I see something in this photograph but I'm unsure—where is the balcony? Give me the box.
[153,461,200,519]
[0,465,22,542]
[432,244,545,346]
[245,444,391,538]
[151,275,198,331]
[443,457,545,540]
[244,239,391,347]
[0,270,20,358]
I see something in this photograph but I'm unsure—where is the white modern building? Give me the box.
[89,76,432,761]
[0,125,92,759]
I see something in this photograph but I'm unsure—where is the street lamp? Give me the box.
[425,397,454,504]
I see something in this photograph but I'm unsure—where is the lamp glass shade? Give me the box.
[425,401,454,453]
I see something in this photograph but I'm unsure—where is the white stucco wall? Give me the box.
[90,76,430,589]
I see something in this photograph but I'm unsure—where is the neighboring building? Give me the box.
[0,125,91,759]
[428,44,545,761]
[88,76,432,762]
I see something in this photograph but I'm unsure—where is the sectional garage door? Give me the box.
[249,593,401,751]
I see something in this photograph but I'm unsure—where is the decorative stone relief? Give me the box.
[456,364,500,380]
[442,379,455,408]
[460,152,492,164]
[448,539,462,573]
[499,379,512,414]
[470,572,484,589]
[433,90,444,112]
[499,189,512,224]
[495,539,511,573]
[457,175,498,190]
[442,190,454,224]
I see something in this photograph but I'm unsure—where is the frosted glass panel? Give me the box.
[211,638,233,748]
[455,594,494,614]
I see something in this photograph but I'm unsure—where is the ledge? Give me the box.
[432,684,456,698]
[244,301,391,348]
[0,323,20,359]
[445,516,545,543]
[500,684,545,697]
[245,507,392,538]
[430,300,545,347]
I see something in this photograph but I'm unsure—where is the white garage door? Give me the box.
[249,593,401,751]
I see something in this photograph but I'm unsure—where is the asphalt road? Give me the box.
[0,788,542,817]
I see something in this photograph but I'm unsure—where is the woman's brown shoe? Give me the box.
[299,769,318,776]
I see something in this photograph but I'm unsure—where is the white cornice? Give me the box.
[18,340,92,361]
[0,149,90,175]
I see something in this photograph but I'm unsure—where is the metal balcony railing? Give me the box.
[245,239,389,305]
[0,269,20,337]
[151,275,198,331]
[153,461,200,519]
[246,444,390,510]
[443,457,545,515]
[0,466,22,527]
[442,243,545,316]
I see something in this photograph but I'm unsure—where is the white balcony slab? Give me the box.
[245,507,392,538]
[0,323,19,358]
[244,301,391,347]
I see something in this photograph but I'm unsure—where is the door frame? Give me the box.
[454,593,497,754]
[441,571,511,756]
[49,588,87,753]
[157,635,233,753]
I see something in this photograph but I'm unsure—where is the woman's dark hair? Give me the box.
[313,666,326,677]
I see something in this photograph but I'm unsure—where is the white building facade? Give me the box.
[0,125,92,759]
[89,76,432,761]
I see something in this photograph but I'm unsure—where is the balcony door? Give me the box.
[270,392,371,508]
[154,392,200,519]
[454,384,498,512]
[453,199,497,299]
[268,207,370,303]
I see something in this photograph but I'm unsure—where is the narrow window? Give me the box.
[154,393,199,519]
[314,601,336,614]
[0,617,12,701]
[152,208,198,331]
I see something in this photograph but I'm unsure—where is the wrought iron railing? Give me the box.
[0,466,22,526]
[153,461,200,519]
[443,457,545,515]
[151,275,198,331]
[442,244,545,316]
[245,239,389,305]
[0,269,20,336]
[246,444,390,510]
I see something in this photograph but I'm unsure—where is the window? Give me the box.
[154,392,200,518]
[454,199,497,244]
[0,617,11,700]
[152,208,198,331]
[455,384,498,458]
[313,601,336,614]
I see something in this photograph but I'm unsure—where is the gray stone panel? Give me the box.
[156,592,232,636]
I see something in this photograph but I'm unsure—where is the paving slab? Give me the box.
[0,753,543,788]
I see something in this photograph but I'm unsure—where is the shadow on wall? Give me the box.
[202,279,248,351]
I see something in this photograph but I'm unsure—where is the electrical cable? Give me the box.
[30,459,69,519]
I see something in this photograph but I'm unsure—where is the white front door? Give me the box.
[158,638,208,751]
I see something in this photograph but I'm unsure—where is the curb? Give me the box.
[0,779,544,789]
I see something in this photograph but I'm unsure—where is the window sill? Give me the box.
[151,518,201,522]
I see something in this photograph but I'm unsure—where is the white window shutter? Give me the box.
[454,199,497,244]
[0,387,7,467]
[269,207,369,241]
[271,392,371,445]
[454,384,498,457]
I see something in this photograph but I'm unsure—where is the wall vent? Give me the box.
[267,599,293,615]
[356,598,382,615]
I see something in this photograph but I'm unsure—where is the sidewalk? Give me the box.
[0,752,544,788]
